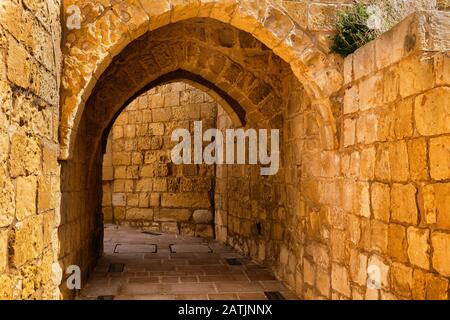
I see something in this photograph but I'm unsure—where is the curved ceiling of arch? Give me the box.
[85,19,294,132]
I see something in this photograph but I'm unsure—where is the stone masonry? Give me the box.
[0,0,62,299]
[102,82,218,238]
[0,0,448,300]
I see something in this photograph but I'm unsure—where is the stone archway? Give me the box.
[58,7,332,297]
[60,0,343,161]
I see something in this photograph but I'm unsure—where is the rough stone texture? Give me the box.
[102,83,217,237]
[0,0,62,300]
[0,1,448,300]
[337,10,450,300]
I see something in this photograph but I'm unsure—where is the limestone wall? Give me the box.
[0,0,62,299]
[215,10,450,300]
[294,11,450,299]
[102,83,218,237]
[0,0,447,301]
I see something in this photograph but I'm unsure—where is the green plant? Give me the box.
[330,3,378,57]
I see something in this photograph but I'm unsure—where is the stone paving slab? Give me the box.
[78,224,299,300]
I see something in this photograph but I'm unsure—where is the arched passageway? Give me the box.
[60,13,330,298]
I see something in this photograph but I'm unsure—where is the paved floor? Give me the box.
[78,224,299,300]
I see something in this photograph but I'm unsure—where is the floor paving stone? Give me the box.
[78,224,299,300]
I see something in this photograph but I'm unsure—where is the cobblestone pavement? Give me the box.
[78,224,299,300]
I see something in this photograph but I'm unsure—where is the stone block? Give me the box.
[112,193,126,206]
[412,269,449,300]
[429,136,450,181]
[371,220,388,254]
[388,141,409,182]
[114,207,126,222]
[303,259,315,286]
[156,208,191,222]
[407,138,429,181]
[356,113,378,145]
[42,143,59,175]
[331,229,347,263]
[343,118,356,147]
[37,176,54,213]
[349,249,367,287]
[407,227,430,269]
[431,232,450,277]
[343,86,358,114]
[415,87,450,136]
[194,224,214,238]
[331,263,350,297]
[360,147,375,180]
[126,208,153,220]
[192,210,213,224]
[434,52,450,85]
[390,263,413,298]
[388,224,408,263]
[9,134,40,177]
[152,107,172,122]
[11,215,43,266]
[358,74,382,110]
[391,184,418,225]
[368,255,389,288]
[371,182,390,222]
[394,97,413,139]
[316,269,330,297]
[15,176,37,220]
[112,152,131,166]
[0,229,7,272]
[7,36,31,89]
[399,55,435,98]
[135,178,153,192]
[161,193,210,208]
[161,222,179,234]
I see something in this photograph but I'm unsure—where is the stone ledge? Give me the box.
[344,10,450,85]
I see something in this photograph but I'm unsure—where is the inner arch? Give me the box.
[59,17,322,299]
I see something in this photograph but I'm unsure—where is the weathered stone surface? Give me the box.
[192,210,213,224]
[11,215,44,267]
[391,263,413,297]
[2,0,448,301]
[371,183,390,222]
[388,141,409,182]
[388,223,408,263]
[407,138,428,181]
[414,87,450,136]
[407,227,430,269]
[9,134,41,178]
[0,166,14,228]
[429,136,450,181]
[15,176,37,221]
[349,249,367,287]
[368,254,389,288]
[126,208,154,220]
[331,263,350,297]
[399,55,435,98]
[195,224,214,238]
[0,229,8,272]
[431,232,450,277]
[412,269,449,300]
[391,184,418,225]
[156,208,191,222]
[161,193,210,209]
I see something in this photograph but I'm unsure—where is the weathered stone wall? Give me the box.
[215,10,450,300]
[215,71,320,295]
[292,11,450,300]
[0,0,447,301]
[102,82,217,237]
[0,0,62,299]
